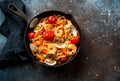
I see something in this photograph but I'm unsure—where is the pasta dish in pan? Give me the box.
[28,15,80,66]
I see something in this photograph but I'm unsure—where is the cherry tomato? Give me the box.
[28,31,35,39]
[43,30,55,40]
[69,36,79,45]
[59,57,68,63]
[48,15,56,24]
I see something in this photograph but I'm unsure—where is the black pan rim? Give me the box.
[24,10,82,67]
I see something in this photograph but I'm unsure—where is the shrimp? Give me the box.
[63,20,73,39]
[64,28,70,39]
[47,44,57,54]
[65,41,70,46]
[55,25,64,37]
[44,43,57,54]
[65,44,77,56]
[56,16,67,25]
[64,20,72,29]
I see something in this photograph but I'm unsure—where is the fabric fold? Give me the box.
[0,0,30,61]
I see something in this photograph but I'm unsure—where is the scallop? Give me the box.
[29,43,39,53]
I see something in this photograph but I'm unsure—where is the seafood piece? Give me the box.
[34,22,44,32]
[56,16,67,25]
[29,18,38,28]
[46,53,58,60]
[55,25,64,37]
[64,28,70,39]
[54,43,65,48]
[47,44,57,53]
[66,44,77,56]
[30,43,39,53]
[44,58,57,66]
[65,20,72,29]
[55,29,63,37]
[44,53,57,66]
[71,27,78,36]
[65,41,71,46]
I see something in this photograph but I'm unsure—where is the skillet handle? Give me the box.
[8,3,28,22]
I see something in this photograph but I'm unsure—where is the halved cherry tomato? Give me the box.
[43,30,55,40]
[48,15,56,24]
[28,31,35,39]
[69,36,79,45]
[59,57,68,63]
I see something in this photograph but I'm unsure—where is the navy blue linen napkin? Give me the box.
[0,0,31,61]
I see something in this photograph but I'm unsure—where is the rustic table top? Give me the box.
[0,0,120,81]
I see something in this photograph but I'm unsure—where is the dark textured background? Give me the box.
[0,0,120,81]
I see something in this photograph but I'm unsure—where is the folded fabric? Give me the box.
[0,0,31,61]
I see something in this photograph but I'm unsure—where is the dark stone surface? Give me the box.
[0,0,120,81]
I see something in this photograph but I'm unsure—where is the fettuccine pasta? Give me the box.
[28,14,80,65]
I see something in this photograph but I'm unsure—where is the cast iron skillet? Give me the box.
[8,3,81,67]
